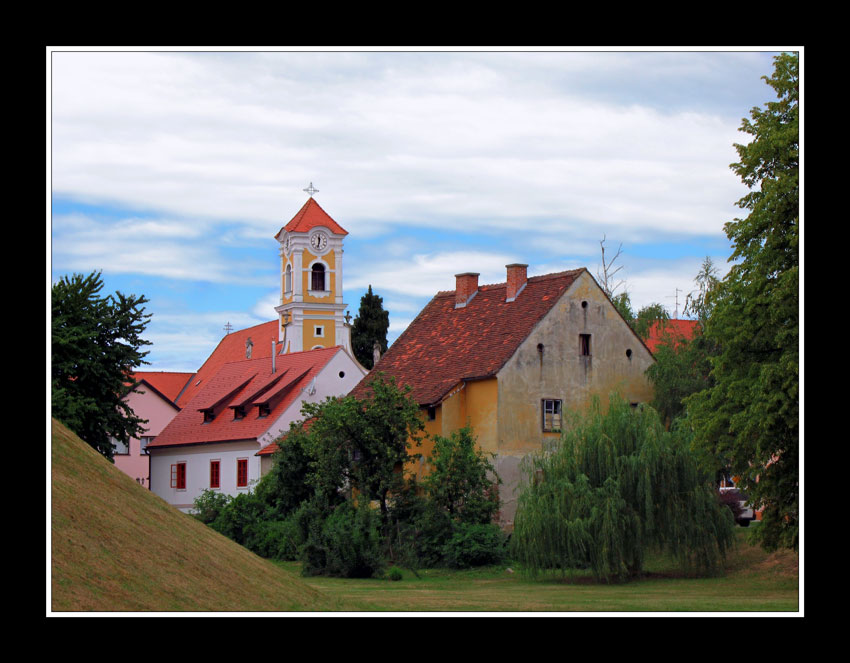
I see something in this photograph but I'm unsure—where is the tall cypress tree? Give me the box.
[351,285,389,370]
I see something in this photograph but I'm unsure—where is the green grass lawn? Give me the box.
[273,528,799,613]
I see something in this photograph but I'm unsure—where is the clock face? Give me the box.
[310,233,328,251]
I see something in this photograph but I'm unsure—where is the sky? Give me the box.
[48,47,791,373]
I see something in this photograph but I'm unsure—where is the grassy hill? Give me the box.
[50,418,345,612]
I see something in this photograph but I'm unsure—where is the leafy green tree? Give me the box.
[301,373,425,524]
[351,285,390,369]
[259,422,316,517]
[52,271,152,460]
[646,259,719,427]
[610,291,635,325]
[510,395,734,582]
[633,302,670,340]
[422,425,501,525]
[685,53,799,552]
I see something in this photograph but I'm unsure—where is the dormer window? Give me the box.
[258,403,271,418]
[202,409,215,423]
[233,405,246,420]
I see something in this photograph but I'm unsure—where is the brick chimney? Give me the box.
[455,272,480,309]
[505,264,528,302]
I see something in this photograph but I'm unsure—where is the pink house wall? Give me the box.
[113,383,181,489]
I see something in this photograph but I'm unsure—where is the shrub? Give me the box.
[244,517,302,561]
[441,522,507,569]
[192,489,232,525]
[301,500,386,578]
[387,567,404,581]
[209,491,266,546]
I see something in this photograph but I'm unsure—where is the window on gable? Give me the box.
[237,459,248,488]
[579,334,591,356]
[311,263,326,291]
[210,460,220,489]
[171,462,187,490]
[542,399,562,432]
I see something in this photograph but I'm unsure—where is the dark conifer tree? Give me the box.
[351,285,389,369]
[52,271,152,460]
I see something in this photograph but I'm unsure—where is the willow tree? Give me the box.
[510,395,734,582]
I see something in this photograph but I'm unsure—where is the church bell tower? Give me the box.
[274,186,352,355]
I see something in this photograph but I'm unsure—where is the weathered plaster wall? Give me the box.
[494,270,655,528]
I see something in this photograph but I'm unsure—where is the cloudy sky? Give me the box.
[49,47,789,372]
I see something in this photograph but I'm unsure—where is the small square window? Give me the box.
[542,399,562,432]
[314,325,324,337]
[579,334,591,356]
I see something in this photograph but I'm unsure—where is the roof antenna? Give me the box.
[224,321,233,335]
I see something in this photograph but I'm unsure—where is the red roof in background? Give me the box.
[645,319,700,353]
[275,197,348,238]
[175,320,279,409]
[149,347,341,449]
[352,269,584,406]
[256,418,315,456]
[130,371,194,404]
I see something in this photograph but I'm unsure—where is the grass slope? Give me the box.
[51,418,344,612]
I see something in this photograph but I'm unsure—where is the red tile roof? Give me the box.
[149,347,340,449]
[645,319,700,353]
[352,269,585,406]
[275,197,348,238]
[175,320,279,409]
[256,418,315,456]
[130,371,194,404]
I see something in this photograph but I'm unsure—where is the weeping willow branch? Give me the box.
[510,395,734,582]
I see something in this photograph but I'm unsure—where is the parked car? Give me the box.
[719,486,755,526]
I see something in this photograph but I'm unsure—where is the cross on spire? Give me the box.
[303,182,319,197]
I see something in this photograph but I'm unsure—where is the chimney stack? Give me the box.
[505,264,528,302]
[455,273,480,309]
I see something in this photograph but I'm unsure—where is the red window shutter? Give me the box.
[210,461,220,488]
[176,463,186,490]
[237,459,247,487]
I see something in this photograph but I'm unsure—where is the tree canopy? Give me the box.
[52,271,152,460]
[685,53,799,551]
[351,285,390,369]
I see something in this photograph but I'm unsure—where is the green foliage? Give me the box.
[351,285,390,369]
[300,500,386,578]
[192,489,233,525]
[260,422,316,517]
[633,302,670,340]
[52,271,152,460]
[685,53,799,552]
[422,425,501,525]
[244,518,303,562]
[387,566,404,581]
[611,291,635,324]
[510,395,734,582]
[209,491,266,546]
[441,523,508,569]
[302,373,425,523]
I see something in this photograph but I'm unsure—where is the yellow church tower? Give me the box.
[274,186,353,355]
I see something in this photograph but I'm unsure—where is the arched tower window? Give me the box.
[285,263,292,293]
[311,263,326,291]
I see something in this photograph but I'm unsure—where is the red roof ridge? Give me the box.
[433,268,586,296]
[276,198,348,237]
